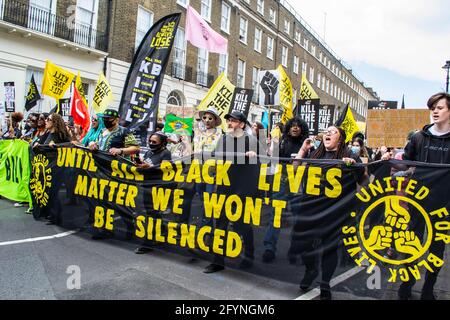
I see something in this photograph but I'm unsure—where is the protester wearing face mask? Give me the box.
[137,132,172,169]
[351,137,370,163]
[88,109,139,159]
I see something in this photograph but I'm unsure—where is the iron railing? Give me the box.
[0,0,108,52]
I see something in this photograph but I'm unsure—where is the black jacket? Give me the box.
[403,124,450,164]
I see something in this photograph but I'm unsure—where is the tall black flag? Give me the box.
[118,13,181,144]
[25,75,41,111]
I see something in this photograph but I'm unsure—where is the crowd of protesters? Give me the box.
[1,92,449,300]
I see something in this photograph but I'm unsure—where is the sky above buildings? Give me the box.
[290,0,450,108]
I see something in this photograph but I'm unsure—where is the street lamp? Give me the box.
[443,60,450,93]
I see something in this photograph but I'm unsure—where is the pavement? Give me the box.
[0,198,449,300]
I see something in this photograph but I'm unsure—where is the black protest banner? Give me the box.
[25,75,41,112]
[58,98,71,119]
[4,82,15,112]
[119,13,181,144]
[318,105,335,132]
[269,111,282,130]
[30,146,450,296]
[298,99,320,135]
[229,88,253,118]
[368,100,398,110]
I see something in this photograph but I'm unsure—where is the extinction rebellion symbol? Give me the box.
[342,175,450,283]
[30,154,52,207]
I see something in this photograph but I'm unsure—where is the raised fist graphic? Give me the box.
[260,71,279,106]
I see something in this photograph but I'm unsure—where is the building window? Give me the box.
[302,62,307,76]
[330,82,334,96]
[221,2,231,33]
[294,30,300,44]
[252,67,260,103]
[75,0,99,47]
[309,67,314,83]
[317,73,321,88]
[201,0,211,21]
[284,19,290,35]
[237,59,246,88]
[266,36,274,60]
[177,0,189,7]
[135,6,154,50]
[167,91,184,106]
[311,45,316,56]
[239,17,248,44]
[197,48,209,86]
[218,53,228,76]
[254,27,262,52]
[321,76,325,91]
[173,28,186,79]
[319,51,322,61]
[281,46,288,68]
[257,0,264,15]
[269,7,276,24]
[303,37,309,49]
[28,0,56,35]
[293,56,299,74]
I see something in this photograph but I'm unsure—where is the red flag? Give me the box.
[71,86,90,139]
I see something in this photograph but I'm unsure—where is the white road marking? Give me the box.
[0,231,78,247]
[295,266,366,300]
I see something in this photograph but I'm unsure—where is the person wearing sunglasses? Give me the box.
[81,114,105,147]
[291,126,365,300]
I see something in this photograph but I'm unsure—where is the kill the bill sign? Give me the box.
[26,143,450,291]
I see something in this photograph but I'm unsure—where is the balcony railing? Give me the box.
[0,0,107,52]
[170,62,194,82]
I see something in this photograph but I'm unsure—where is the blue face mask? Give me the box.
[314,140,321,149]
[351,146,361,155]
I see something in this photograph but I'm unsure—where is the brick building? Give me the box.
[1,0,378,123]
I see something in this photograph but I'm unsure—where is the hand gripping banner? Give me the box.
[30,147,450,296]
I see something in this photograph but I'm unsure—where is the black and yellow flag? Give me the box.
[335,104,359,143]
[300,74,319,100]
[25,75,41,111]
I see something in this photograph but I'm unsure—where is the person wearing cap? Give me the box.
[203,110,263,274]
[88,109,140,159]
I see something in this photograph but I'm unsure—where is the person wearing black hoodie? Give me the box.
[262,117,310,263]
[384,92,450,300]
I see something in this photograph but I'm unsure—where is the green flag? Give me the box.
[164,114,194,136]
[0,140,33,206]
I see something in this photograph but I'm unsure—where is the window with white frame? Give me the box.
[326,79,330,93]
[317,73,321,88]
[302,62,307,76]
[197,48,209,86]
[284,19,290,34]
[303,37,309,50]
[254,27,262,52]
[201,0,211,21]
[267,36,274,60]
[257,0,264,15]
[311,45,316,56]
[75,0,99,47]
[135,6,154,50]
[330,82,334,96]
[294,30,300,44]
[28,0,56,35]
[252,67,260,102]
[239,17,248,44]
[221,2,231,33]
[281,46,288,67]
[237,59,246,88]
[293,56,299,74]
[269,7,276,24]
[309,67,314,83]
[218,53,228,76]
[177,0,189,7]
[173,28,186,79]
[321,76,325,91]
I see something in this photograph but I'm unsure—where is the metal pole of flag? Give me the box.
[443,60,450,93]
